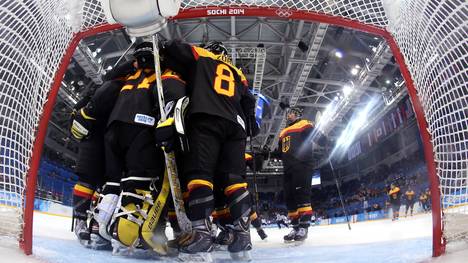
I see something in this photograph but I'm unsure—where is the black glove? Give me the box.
[103,60,136,81]
[70,108,95,140]
[154,117,176,153]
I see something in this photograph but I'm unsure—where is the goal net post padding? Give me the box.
[0,0,466,257]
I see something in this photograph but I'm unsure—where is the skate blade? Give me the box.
[178,252,213,262]
[291,240,305,246]
[284,240,305,247]
[213,244,228,251]
[230,250,252,261]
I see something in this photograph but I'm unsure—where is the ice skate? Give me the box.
[73,218,91,248]
[89,220,112,250]
[292,227,308,245]
[178,227,214,262]
[213,228,234,251]
[228,219,252,261]
[283,228,298,243]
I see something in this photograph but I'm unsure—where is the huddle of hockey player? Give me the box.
[69,40,271,261]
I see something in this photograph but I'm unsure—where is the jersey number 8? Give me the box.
[214,64,235,97]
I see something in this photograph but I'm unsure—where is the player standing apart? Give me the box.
[274,107,316,243]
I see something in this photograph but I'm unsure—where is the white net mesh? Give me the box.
[0,0,466,254]
[390,0,468,244]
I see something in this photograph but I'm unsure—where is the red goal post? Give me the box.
[0,0,465,257]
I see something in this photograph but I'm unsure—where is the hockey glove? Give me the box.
[102,60,136,81]
[70,108,96,140]
[155,117,176,153]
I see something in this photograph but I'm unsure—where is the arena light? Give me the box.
[330,96,381,158]
[334,50,343,58]
[350,68,359,75]
[300,98,340,155]
[343,83,354,98]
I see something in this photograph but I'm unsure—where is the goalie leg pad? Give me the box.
[112,172,169,255]
[112,176,154,247]
[114,202,144,247]
[94,193,119,241]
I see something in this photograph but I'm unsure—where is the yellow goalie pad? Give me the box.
[115,203,141,247]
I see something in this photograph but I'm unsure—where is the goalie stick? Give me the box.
[151,34,191,233]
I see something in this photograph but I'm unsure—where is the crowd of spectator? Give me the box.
[253,151,433,223]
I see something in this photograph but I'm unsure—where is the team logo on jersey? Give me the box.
[134,114,155,126]
[282,136,291,152]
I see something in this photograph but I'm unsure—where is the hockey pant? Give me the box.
[73,134,107,221]
[284,163,313,228]
[182,114,252,229]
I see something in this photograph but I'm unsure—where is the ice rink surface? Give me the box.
[1,212,467,263]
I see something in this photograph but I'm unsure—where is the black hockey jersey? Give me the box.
[107,68,186,127]
[163,40,255,131]
[278,119,315,167]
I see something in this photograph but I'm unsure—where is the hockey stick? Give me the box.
[329,159,352,230]
[249,134,260,213]
[112,41,135,68]
[151,34,191,233]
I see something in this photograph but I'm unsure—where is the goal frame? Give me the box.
[20,6,444,257]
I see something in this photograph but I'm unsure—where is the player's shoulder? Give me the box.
[162,69,185,84]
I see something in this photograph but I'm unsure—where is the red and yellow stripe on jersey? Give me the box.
[405,190,415,200]
[244,153,253,161]
[288,206,313,219]
[224,183,248,196]
[161,69,186,84]
[190,46,249,87]
[389,187,400,195]
[73,183,94,199]
[279,120,314,140]
[187,179,213,192]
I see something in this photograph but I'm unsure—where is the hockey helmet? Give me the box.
[204,41,228,56]
[288,107,303,118]
[133,42,154,69]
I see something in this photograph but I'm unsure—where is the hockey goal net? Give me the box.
[0,0,466,257]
